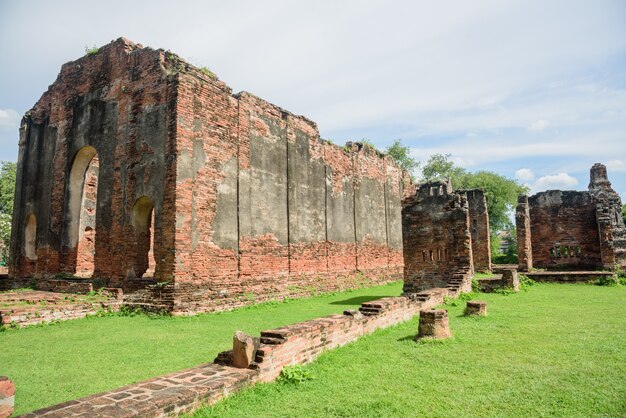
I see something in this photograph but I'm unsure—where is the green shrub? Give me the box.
[277,365,314,384]
[592,275,619,287]
[519,274,535,291]
[84,45,99,56]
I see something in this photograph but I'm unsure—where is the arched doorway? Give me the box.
[68,146,99,277]
[132,196,155,278]
[24,213,37,260]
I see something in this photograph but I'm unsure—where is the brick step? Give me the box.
[259,336,284,345]
[358,307,382,316]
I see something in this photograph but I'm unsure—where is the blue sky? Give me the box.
[1,0,625,198]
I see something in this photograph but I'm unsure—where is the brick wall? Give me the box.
[10,38,411,314]
[10,38,178,287]
[515,163,626,271]
[402,180,474,294]
[526,191,601,270]
[170,87,407,313]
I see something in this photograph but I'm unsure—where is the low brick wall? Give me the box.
[1,290,121,328]
[19,287,455,417]
[252,294,445,381]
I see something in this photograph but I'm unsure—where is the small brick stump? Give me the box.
[0,376,15,418]
[465,300,487,316]
[416,309,452,340]
[503,269,519,291]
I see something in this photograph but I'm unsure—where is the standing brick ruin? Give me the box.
[516,163,626,271]
[8,38,411,314]
[401,180,491,294]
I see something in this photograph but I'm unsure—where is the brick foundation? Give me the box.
[20,287,455,417]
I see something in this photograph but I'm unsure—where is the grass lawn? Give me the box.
[191,283,626,417]
[0,282,402,415]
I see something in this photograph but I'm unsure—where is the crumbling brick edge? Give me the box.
[17,287,457,417]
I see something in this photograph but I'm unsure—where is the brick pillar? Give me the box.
[0,376,15,418]
[416,309,452,340]
[465,300,487,316]
[516,195,532,271]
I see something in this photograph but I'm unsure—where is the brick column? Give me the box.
[516,195,532,271]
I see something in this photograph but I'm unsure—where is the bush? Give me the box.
[277,365,314,384]
[592,275,619,287]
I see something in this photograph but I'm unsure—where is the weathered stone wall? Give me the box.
[9,38,178,287]
[10,38,410,313]
[402,180,474,294]
[464,189,491,272]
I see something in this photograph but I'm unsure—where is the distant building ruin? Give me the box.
[516,163,626,271]
[8,38,411,313]
[401,179,490,295]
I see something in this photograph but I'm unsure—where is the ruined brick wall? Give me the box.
[171,86,407,313]
[11,38,409,313]
[9,38,179,287]
[517,164,626,271]
[526,191,602,270]
[588,164,626,269]
[402,180,473,294]
[464,189,491,272]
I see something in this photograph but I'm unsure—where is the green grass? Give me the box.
[0,282,402,415]
[473,271,497,279]
[191,284,626,417]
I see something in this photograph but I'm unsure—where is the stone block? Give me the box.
[465,300,487,316]
[416,309,452,340]
[502,269,519,292]
[232,331,259,369]
[0,376,15,418]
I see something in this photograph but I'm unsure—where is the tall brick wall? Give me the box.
[516,164,626,271]
[9,38,178,287]
[527,191,601,270]
[402,180,474,294]
[171,87,407,313]
[10,38,410,313]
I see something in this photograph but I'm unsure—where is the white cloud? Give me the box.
[532,173,579,192]
[0,109,20,130]
[606,159,626,172]
[528,119,549,131]
[515,168,535,181]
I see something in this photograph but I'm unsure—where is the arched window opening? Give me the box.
[24,213,37,260]
[68,146,99,277]
[132,196,155,278]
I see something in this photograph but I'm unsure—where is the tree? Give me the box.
[420,154,528,256]
[0,161,16,264]
[622,204,626,225]
[421,153,465,182]
[386,139,419,179]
